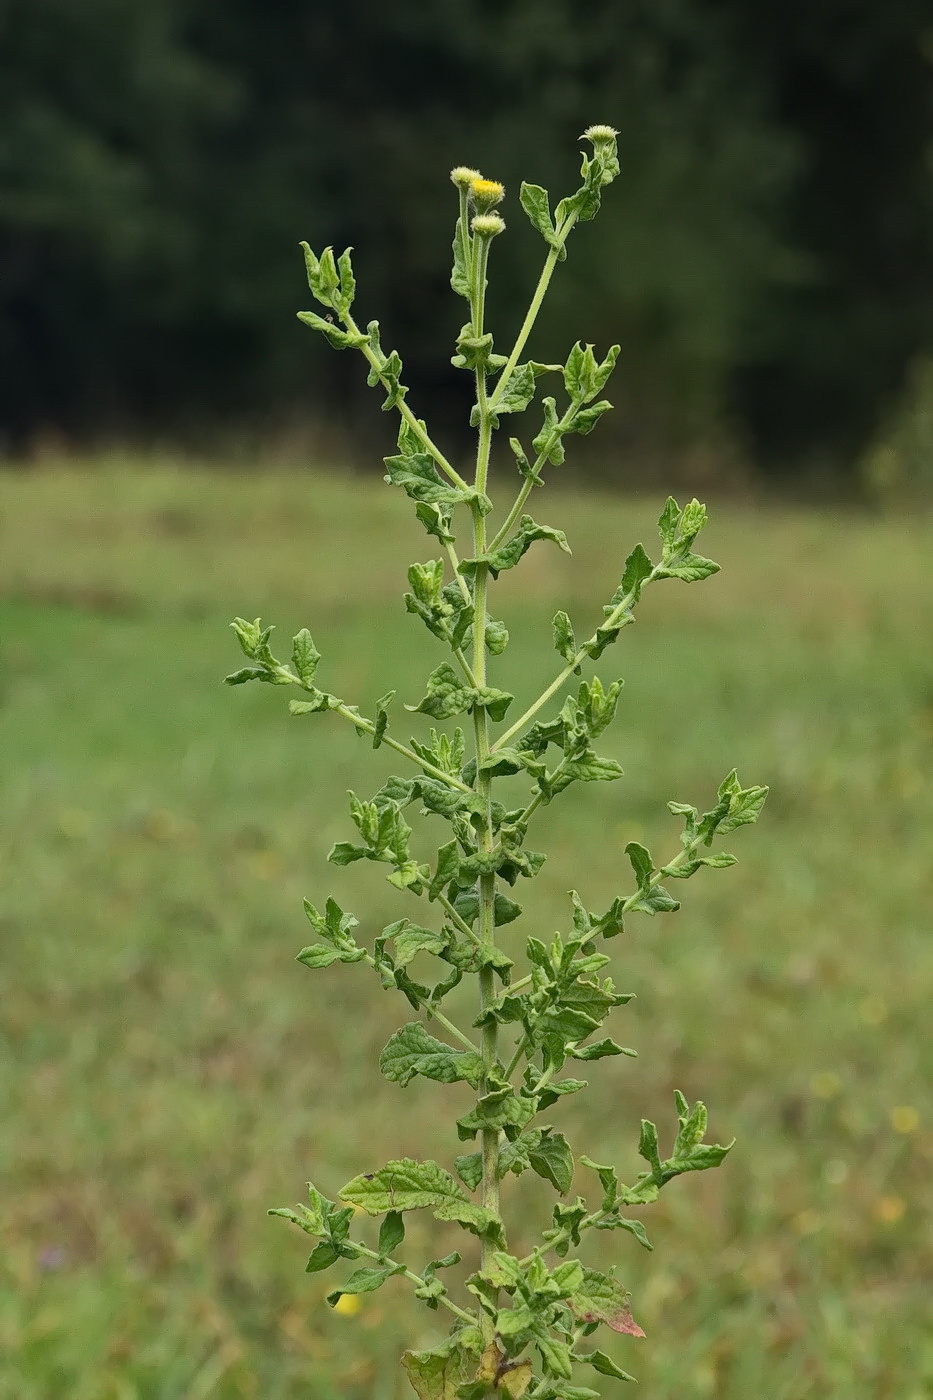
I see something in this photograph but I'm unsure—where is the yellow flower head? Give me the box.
[471,213,506,239]
[582,124,619,144]
[450,166,483,189]
[332,1293,362,1317]
[469,178,505,211]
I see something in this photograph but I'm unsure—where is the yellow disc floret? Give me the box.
[469,178,505,211]
[582,124,619,143]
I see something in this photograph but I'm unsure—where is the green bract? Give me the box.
[227,127,767,1399]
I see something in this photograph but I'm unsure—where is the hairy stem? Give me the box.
[488,214,577,413]
[332,703,471,791]
[352,1241,475,1325]
[343,310,470,492]
[469,231,502,1340]
[489,567,661,753]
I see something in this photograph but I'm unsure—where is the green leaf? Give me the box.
[297,309,369,350]
[390,922,449,968]
[461,516,570,581]
[528,1131,574,1195]
[568,400,612,435]
[532,398,566,466]
[624,842,652,891]
[638,1120,662,1181]
[475,686,514,722]
[455,1152,483,1191]
[569,1038,636,1062]
[509,437,542,484]
[656,553,720,583]
[574,1350,636,1383]
[403,1346,472,1400]
[519,181,556,244]
[657,496,680,548]
[409,664,473,720]
[378,1210,405,1256]
[384,453,476,512]
[327,1263,404,1306]
[451,218,471,299]
[716,769,769,833]
[295,943,342,969]
[380,1023,484,1089]
[618,543,654,604]
[304,1240,341,1272]
[336,247,356,315]
[290,628,321,686]
[535,1328,573,1379]
[552,611,578,668]
[340,1158,501,1238]
[579,1154,618,1212]
[429,841,461,900]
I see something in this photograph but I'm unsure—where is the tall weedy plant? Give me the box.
[227,128,767,1398]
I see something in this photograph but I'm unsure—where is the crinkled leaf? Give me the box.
[403,1346,471,1400]
[290,628,321,686]
[451,218,471,299]
[380,1023,483,1089]
[568,1270,645,1337]
[327,1263,404,1306]
[340,1158,501,1238]
[297,309,369,350]
[656,553,720,583]
[520,181,556,244]
[528,1131,574,1195]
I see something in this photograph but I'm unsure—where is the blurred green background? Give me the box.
[2,2,933,1397]
[1,0,932,488]
[1,464,931,1397]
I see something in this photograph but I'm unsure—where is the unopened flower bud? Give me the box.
[469,178,505,211]
[450,166,483,189]
[471,213,506,239]
[582,124,619,144]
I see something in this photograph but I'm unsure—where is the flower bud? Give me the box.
[469,178,505,211]
[450,166,483,189]
[470,213,506,239]
[582,124,619,144]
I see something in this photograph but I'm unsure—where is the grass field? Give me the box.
[1,460,931,1399]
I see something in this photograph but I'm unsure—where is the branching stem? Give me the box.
[333,703,472,791]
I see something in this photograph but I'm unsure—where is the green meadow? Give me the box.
[1,462,931,1399]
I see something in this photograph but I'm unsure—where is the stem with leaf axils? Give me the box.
[225,126,768,1400]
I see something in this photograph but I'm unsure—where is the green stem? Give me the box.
[469,231,502,1341]
[343,310,471,492]
[361,952,479,1053]
[487,214,578,414]
[332,703,471,791]
[489,568,660,753]
[436,892,484,948]
[352,1241,475,1325]
[487,409,572,554]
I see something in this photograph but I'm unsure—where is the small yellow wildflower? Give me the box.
[873,1195,905,1224]
[890,1105,920,1134]
[332,1293,362,1317]
[469,178,505,210]
[450,166,482,189]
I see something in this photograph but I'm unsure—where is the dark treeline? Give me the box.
[1,0,931,482]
